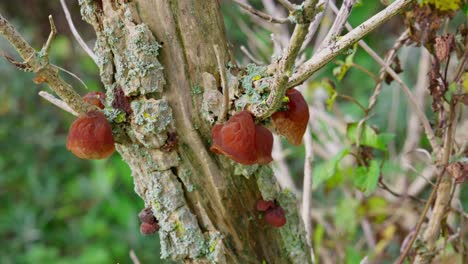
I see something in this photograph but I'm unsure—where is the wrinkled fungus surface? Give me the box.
[272,89,309,145]
[66,111,115,159]
[210,111,273,165]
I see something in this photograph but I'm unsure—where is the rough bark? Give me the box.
[78,0,310,263]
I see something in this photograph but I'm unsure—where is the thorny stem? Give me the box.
[0,13,94,115]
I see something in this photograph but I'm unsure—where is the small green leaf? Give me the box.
[313,148,349,189]
[346,123,394,151]
[353,160,381,195]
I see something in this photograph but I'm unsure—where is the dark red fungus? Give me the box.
[83,91,106,109]
[264,206,287,228]
[272,89,309,145]
[256,199,275,212]
[140,222,160,235]
[112,86,132,114]
[138,207,156,224]
[66,111,115,159]
[210,110,273,165]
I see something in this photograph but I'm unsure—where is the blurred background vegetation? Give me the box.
[0,0,466,263]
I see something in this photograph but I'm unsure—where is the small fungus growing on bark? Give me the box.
[256,199,287,228]
[140,222,160,235]
[210,110,273,165]
[272,89,309,145]
[264,206,287,228]
[66,111,115,159]
[83,91,106,109]
[138,207,159,235]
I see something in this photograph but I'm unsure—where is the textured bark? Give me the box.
[78,0,310,263]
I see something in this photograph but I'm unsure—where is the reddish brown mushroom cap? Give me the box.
[210,110,274,165]
[140,222,160,235]
[256,199,275,212]
[66,111,115,159]
[254,125,273,164]
[264,206,287,228]
[272,89,309,145]
[210,111,258,165]
[83,91,106,109]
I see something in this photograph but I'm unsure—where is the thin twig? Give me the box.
[0,13,94,115]
[396,167,445,264]
[318,0,357,51]
[277,0,295,12]
[59,0,98,64]
[302,125,316,264]
[38,91,78,116]
[414,101,458,264]
[240,45,264,64]
[300,0,329,52]
[129,250,141,264]
[42,15,57,57]
[288,0,413,88]
[214,45,230,122]
[272,135,300,195]
[251,0,320,118]
[232,0,290,24]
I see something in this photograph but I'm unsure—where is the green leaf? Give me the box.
[353,160,381,196]
[332,43,358,81]
[320,79,337,111]
[346,123,394,151]
[313,148,349,189]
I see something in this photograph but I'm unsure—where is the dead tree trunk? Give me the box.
[78,0,310,263]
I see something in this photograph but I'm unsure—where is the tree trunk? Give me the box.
[78,0,310,263]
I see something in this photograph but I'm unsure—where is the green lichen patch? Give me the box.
[131,98,173,133]
[236,64,273,111]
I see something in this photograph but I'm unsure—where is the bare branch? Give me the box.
[59,0,98,64]
[277,0,295,12]
[251,0,320,118]
[232,0,290,24]
[302,125,316,264]
[214,45,230,122]
[240,45,264,64]
[129,250,141,264]
[0,13,94,115]
[288,0,413,88]
[39,91,78,116]
[318,0,357,51]
[301,0,329,52]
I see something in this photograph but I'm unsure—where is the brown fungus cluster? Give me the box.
[211,110,273,165]
[256,199,286,228]
[210,89,309,164]
[138,207,160,235]
[272,89,309,146]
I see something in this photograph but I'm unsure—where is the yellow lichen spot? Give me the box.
[143,112,150,118]
[253,75,262,81]
[462,72,468,93]
[209,241,217,252]
[421,0,461,11]
[174,221,186,237]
